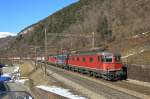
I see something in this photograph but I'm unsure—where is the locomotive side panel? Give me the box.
[68,54,103,70]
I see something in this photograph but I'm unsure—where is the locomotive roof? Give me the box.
[69,50,121,56]
[48,50,121,57]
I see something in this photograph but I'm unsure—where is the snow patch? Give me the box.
[13,66,20,73]
[1,66,29,83]
[122,53,135,58]
[36,85,87,99]
[132,35,140,38]
[132,31,150,39]
[11,66,29,84]
[122,48,147,58]
[15,79,29,84]
[142,31,150,35]
[139,49,145,53]
[0,32,16,38]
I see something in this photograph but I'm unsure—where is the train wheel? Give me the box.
[88,71,93,76]
[94,73,99,78]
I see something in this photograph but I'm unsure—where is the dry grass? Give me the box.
[108,33,150,66]
[19,61,51,85]
[19,61,35,76]
[25,62,69,99]
[19,61,63,86]
[19,61,61,98]
[29,68,51,86]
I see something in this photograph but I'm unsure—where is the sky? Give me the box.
[0,0,79,36]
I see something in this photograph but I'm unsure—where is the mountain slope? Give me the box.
[3,0,150,65]
[0,36,15,51]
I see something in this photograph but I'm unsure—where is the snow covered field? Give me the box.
[36,85,87,99]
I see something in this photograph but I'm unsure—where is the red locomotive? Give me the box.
[48,49,127,80]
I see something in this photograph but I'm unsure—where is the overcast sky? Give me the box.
[0,0,78,35]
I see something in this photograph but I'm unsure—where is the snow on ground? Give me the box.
[13,66,20,73]
[2,65,29,84]
[11,66,20,81]
[36,85,87,99]
[122,48,147,59]
[139,49,145,53]
[132,35,140,38]
[11,66,29,84]
[15,79,29,84]
[122,53,135,58]
[131,31,150,39]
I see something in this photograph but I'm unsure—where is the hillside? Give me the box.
[2,0,150,65]
[0,36,15,51]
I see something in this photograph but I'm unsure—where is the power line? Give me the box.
[47,32,96,49]
[47,33,92,38]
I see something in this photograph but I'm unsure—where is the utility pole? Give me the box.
[44,28,48,75]
[35,47,37,69]
[70,38,73,50]
[92,32,95,49]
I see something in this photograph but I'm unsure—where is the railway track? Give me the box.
[44,64,150,99]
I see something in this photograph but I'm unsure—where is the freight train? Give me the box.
[48,49,127,80]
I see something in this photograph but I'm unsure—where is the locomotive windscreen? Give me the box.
[102,55,113,63]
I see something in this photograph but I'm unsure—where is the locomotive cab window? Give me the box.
[102,55,112,63]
